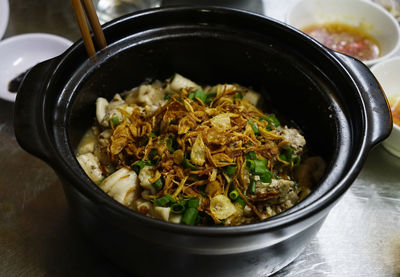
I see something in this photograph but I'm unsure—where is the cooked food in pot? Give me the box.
[76,74,325,226]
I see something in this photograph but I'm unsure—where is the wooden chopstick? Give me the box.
[71,0,107,58]
[82,0,107,49]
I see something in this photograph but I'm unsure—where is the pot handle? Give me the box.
[14,59,57,164]
[333,52,393,147]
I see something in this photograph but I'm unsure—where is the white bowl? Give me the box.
[371,57,400,158]
[0,0,9,39]
[0,33,72,102]
[286,0,400,67]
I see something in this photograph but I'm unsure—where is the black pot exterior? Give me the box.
[14,7,392,277]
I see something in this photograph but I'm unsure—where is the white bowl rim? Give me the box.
[0,0,10,40]
[0,32,72,102]
[371,56,400,132]
[285,0,400,67]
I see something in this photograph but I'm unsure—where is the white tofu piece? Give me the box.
[100,168,138,206]
[76,153,104,183]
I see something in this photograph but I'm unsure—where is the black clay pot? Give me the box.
[14,7,392,277]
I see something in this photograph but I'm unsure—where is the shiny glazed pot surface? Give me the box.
[14,7,391,277]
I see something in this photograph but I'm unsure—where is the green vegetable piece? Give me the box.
[229,190,239,200]
[150,132,156,138]
[246,160,255,171]
[259,171,272,183]
[250,179,256,194]
[194,89,207,103]
[259,115,280,128]
[234,92,243,100]
[131,160,151,174]
[279,147,294,162]
[188,92,195,99]
[111,116,119,127]
[139,137,149,146]
[246,151,257,160]
[182,207,198,225]
[149,149,159,161]
[223,165,237,177]
[152,178,163,191]
[183,158,198,170]
[186,197,200,208]
[164,93,171,100]
[205,92,217,105]
[154,194,175,207]
[293,156,301,167]
[165,137,174,152]
[248,120,259,134]
[171,202,186,214]
[254,159,267,176]
[235,197,246,208]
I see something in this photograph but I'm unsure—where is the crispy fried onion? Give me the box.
[105,84,295,223]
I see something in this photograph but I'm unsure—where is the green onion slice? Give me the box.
[229,190,239,200]
[235,197,246,208]
[152,178,163,191]
[183,158,198,170]
[171,202,186,214]
[223,165,237,177]
[153,194,175,207]
[248,120,259,135]
[182,207,198,225]
[259,114,280,129]
[250,179,256,194]
[234,92,243,100]
[186,197,200,209]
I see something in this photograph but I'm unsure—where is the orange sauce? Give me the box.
[302,22,380,61]
[389,95,400,127]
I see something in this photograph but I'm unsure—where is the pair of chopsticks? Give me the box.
[71,0,107,58]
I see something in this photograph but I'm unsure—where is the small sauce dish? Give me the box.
[286,0,400,67]
[0,33,72,102]
[371,56,400,158]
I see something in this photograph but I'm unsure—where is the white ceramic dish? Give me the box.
[0,33,72,102]
[286,0,400,67]
[371,56,400,158]
[0,0,9,39]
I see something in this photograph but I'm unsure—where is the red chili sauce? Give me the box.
[389,95,400,127]
[302,22,380,61]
